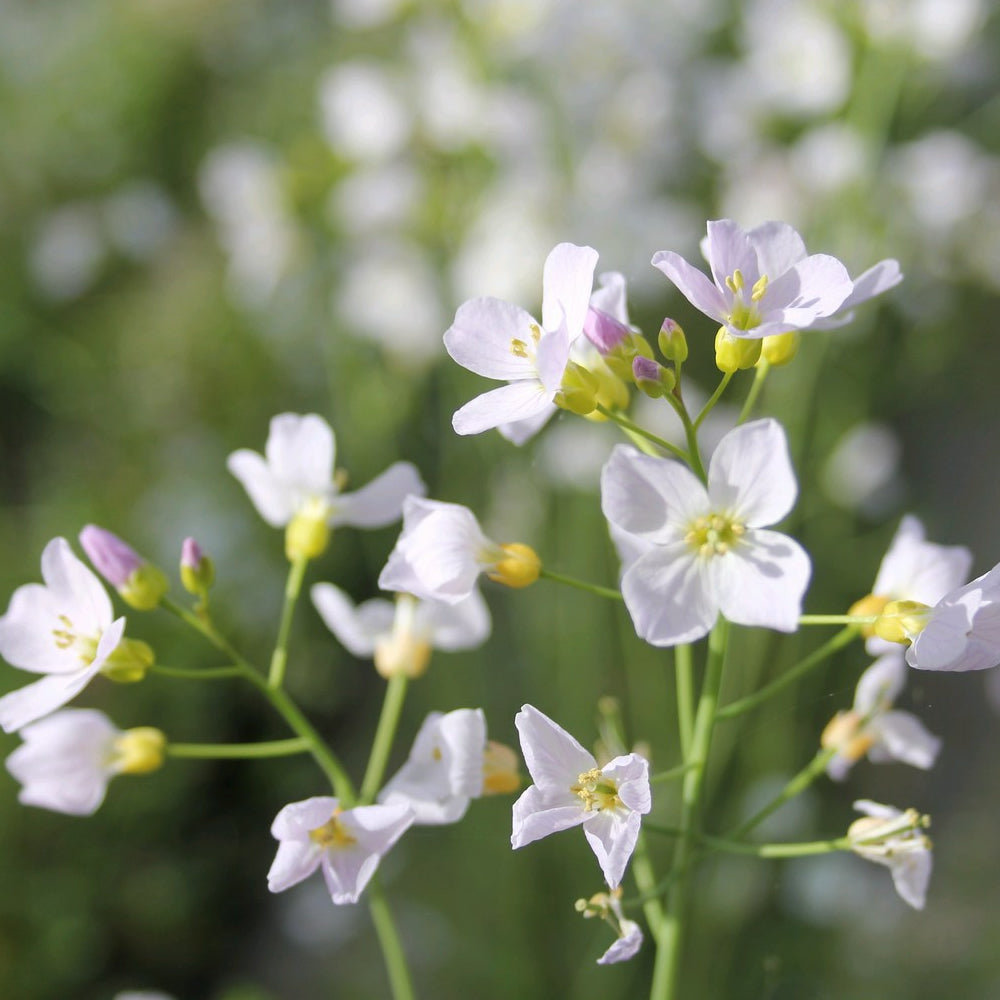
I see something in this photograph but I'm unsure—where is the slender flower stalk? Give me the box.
[166,738,311,759]
[359,675,409,805]
[269,554,308,688]
[538,568,624,602]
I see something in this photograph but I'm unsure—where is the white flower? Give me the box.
[848,800,932,910]
[378,708,490,824]
[511,704,651,889]
[821,653,941,780]
[577,887,644,965]
[443,242,599,444]
[267,796,413,905]
[601,419,811,646]
[0,538,126,733]
[378,496,540,605]
[311,583,490,678]
[227,412,424,537]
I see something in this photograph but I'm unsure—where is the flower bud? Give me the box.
[603,332,654,381]
[482,740,521,794]
[112,727,166,774]
[848,593,890,638]
[285,497,331,561]
[100,638,155,683]
[79,525,169,610]
[487,543,541,589]
[373,595,433,679]
[180,537,215,596]
[632,356,676,399]
[583,305,631,354]
[760,330,800,367]
[555,363,600,416]
[821,710,875,763]
[714,329,762,373]
[873,599,930,645]
[657,318,688,364]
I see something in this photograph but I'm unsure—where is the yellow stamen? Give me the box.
[309,810,357,849]
[571,767,621,812]
[684,514,746,558]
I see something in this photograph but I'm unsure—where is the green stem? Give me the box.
[674,644,694,759]
[368,879,417,1000]
[737,360,770,424]
[150,664,244,681]
[644,823,848,858]
[160,595,246,665]
[596,404,690,462]
[715,626,859,720]
[727,748,836,841]
[693,372,733,431]
[650,762,698,785]
[663,392,706,482]
[629,832,668,991]
[166,737,311,759]
[360,675,409,805]
[539,567,624,602]
[799,614,875,626]
[653,617,729,1000]
[269,555,309,688]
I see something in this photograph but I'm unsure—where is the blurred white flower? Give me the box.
[102,180,177,262]
[790,124,870,196]
[330,0,407,29]
[29,202,106,302]
[318,62,411,161]
[821,422,903,515]
[328,164,421,235]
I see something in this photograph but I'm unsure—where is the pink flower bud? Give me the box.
[583,306,631,354]
[79,525,143,588]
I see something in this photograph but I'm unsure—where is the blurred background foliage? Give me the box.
[2,0,1000,997]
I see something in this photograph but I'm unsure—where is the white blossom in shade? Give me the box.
[601,419,811,647]
[847,800,932,910]
[443,242,599,444]
[378,496,540,605]
[652,220,854,340]
[267,797,413,905]
[0,539,126,733]
[310,583,490,678]
[378,708,489,824]
[227,413,424,532]
[577,887,643,965]
[511,704,650,889]
[821,653,941,781]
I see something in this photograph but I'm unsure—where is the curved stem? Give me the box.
[715,626,859,720]
[360,675,409,805]
[539,567,624,602]
[368,879,417,1000]
[693,372,733,431]
[166,737,311,759]
[269,555,309,688]
[664,393,706,482]
[738,360,770,424]
[160,595,246,665]
[596,404,690,462]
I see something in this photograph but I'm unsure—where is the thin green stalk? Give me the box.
[166,737,311,759]
[653,617,729,1000]
[716,626,859,720]
[737,360,769,424]
[368,879,416,1000]
[629,832,668,992]
[674,644,694,759]
[693,372,733,431]
[596,404,690,461]
[150,664,244,681]
[650,762,698,785]
[360,675,409,805]
[644,823,848,858]
[663,392,706,482]
[799,614,875,626]
[539,567,624,602]
[728,748,836,840]
[161,595,246,665]
[269,554,309,688]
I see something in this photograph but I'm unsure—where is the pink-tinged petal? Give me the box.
[265,414,336,497]
[540,243,599,339]
[746,221,807,277]
[650,250,727,321]
[452,381,552,437]
[872,515,972,605]
[621,546,716,646]
[589,271,631,325]
[515,704,596,793]
[601,446,706,541]
[597,920,643,965]
[271,796,341,839]
[42,538,113,635]
[227,450,295,526]
[870,711,941,770]
[602,755,651,814]
[707,420,797,526]
[311,584,392,656]
[583,809,641,888]
[0,582,78,674]
[763,254,852,318]
[332,461,425,528]
[423,590,491,651]
[888,850,932,910]
[267,840,323,893]
[511,785,587,848]
[842,259,903,310]
[853,653,907,715]
[444,297,541,380]
[709,529,811,632]
[0,661,103,733]
[704,220,761,289]
[79,526,143,589]
[497,404,557,445]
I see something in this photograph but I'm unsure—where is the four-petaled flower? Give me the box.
[444,242,599,444]
[601,419,811,646]
[267,796,413,905]
[0,538,126,733]
[821,653,941,781]
[511,704,650,889]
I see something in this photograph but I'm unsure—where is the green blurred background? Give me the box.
[2,1,1000,997]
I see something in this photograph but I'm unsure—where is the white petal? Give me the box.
[603,754,651,814]
[444,297,541,380]
[589,271,630,324]
[534,321,573,394]
[265,413,336,498]
[871,711,941,770]
[907,601,974,671]
[650,250,727,321]
[0,582,80,675]
[853,652,907,715]
[227,450,295,526]
[746,221,807,277]
[452,381,552,436]
[497,404,557,445]
[583,809,641,889]
[541,243,599,339]
[707,420,797,526]
[511,785,587,848]
[0,661,104,733]
[271,796,340,839]
[841,259,903,310]
[709,530,811,632]
[763,254,852,319]
[514,704,595,793]
[331,461,425,528]
[888,848,932,910]
[872,515,972,604]
[41,538,113,635]
[311,584,393,656]
[704,220,761,289]
[597,920,643,965]
[267,840,323,893]
[423,590,491,651]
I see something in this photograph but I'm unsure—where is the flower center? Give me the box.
[572,767,621,812]
[309,810,357,850]
[510,322,542,361]
[684,514,746,558]
[723,269,768,331]
[51,615,100,664]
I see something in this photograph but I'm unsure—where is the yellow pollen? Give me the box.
[750,274,769,301]
[309,810,357,850]
[510,338,529,358]
[684,514,746,558]
[725,269,745,293]
[432,745,443,762]
[571,767,621,812]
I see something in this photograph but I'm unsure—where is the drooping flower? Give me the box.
[443,242,599,444]
[0,538,126,733]
[79,525,170,611]
[6,708,165,815]
[511,704,651,889]
[601,419,811,646]
[821,653,941,780]
[378,496,540,605]
[851,514,972,655]
[311,583,490,679]
[378,708,519,824]
[576,888,644,965]
[227,413,425,560]
[267,796,413,905]
[847,800,932,910]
